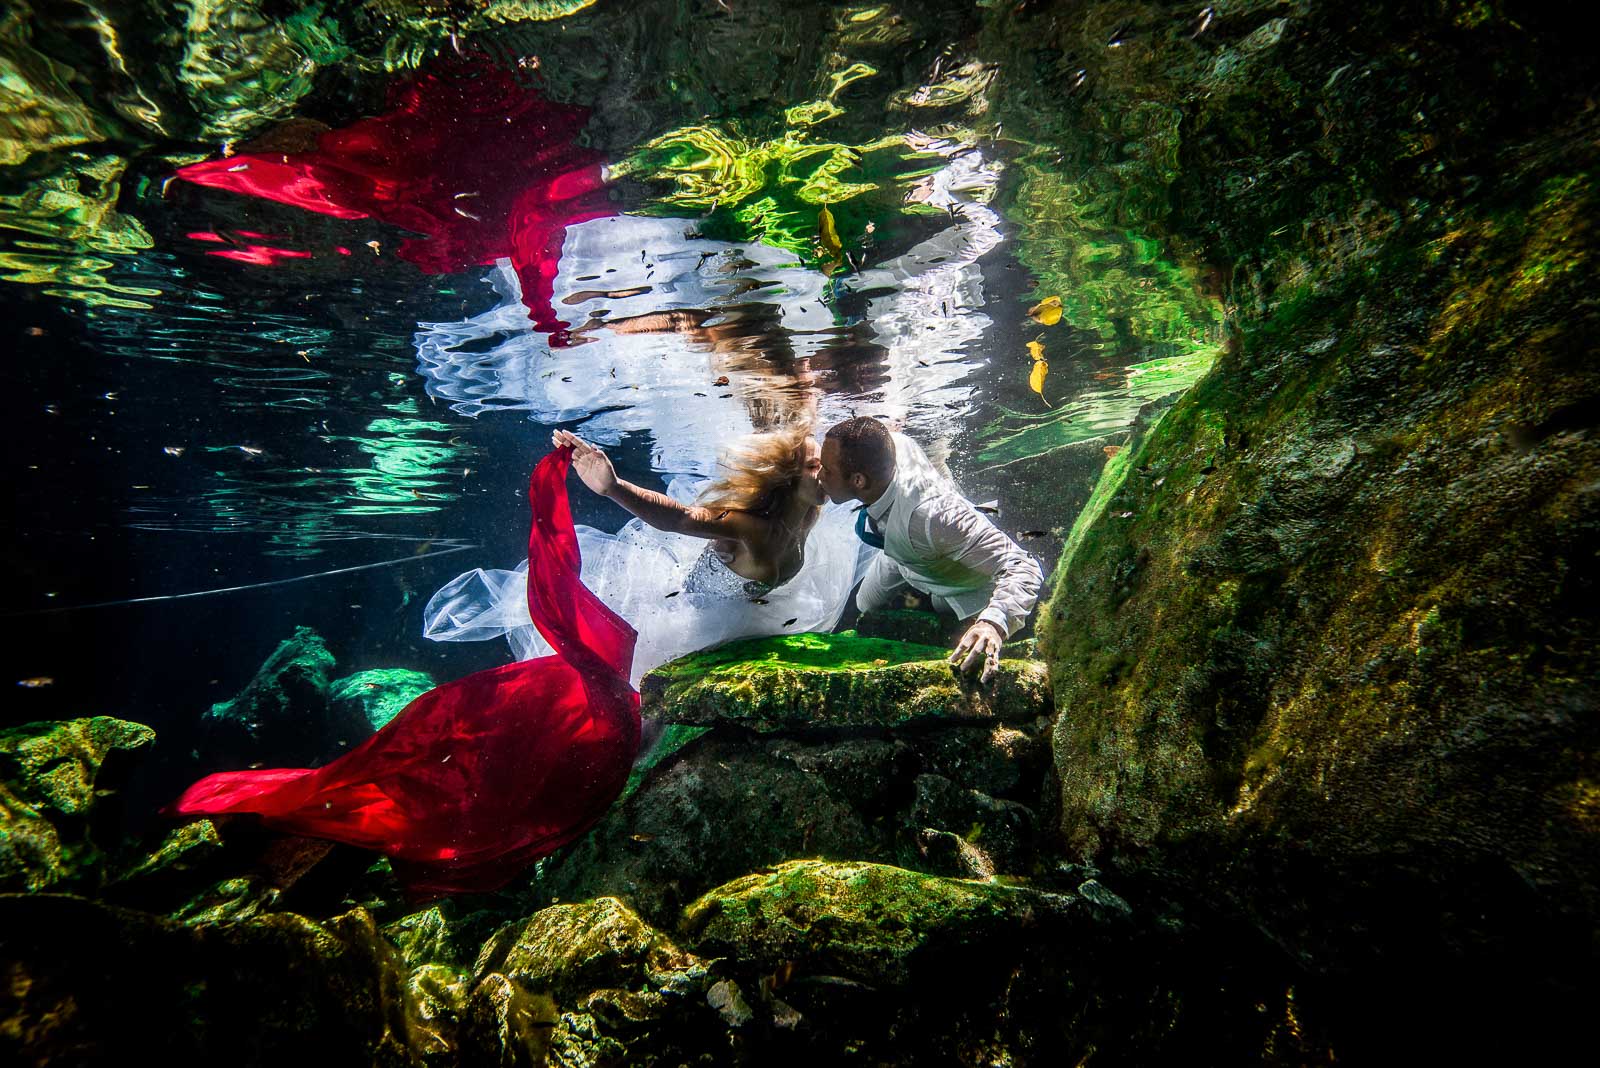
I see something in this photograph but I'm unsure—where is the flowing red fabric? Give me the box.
[173,60,615,341]
[167,448,640,897]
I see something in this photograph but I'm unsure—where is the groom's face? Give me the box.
[818,438,859,504]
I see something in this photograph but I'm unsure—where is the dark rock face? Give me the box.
[1003,0,1600,1054]
[0,895,420,1067]
[197,626,372,769]
[532,719,1055,924]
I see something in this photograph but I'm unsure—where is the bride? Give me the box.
[423,420,871,686]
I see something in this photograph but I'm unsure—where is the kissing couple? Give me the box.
[168,417,1043,897]
[427,414,1044,685]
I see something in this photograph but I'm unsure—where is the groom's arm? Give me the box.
[911,498,1044,637]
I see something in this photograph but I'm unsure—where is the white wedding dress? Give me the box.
[422,475,874,687]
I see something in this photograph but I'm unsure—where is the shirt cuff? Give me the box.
[976,606,1013,638]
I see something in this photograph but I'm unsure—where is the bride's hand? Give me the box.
[552,430,618,497]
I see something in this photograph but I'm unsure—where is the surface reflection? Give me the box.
[416,141,1002,478]
[174,58,612,339]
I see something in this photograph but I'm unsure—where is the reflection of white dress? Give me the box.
[423,477,873,687]
[411,142,1004,477]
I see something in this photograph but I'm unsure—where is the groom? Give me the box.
[818,417,1044,683]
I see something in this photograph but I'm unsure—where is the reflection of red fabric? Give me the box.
[174,61,613,340]
[167,447,640,897]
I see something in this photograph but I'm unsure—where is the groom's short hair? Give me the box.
[826,417,895,483]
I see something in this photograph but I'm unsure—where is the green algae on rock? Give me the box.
[330,668,436,733]
[1008,0,1600,1052]
[476,897,702,1000]
[683,860,1071,987]
[532,714,1054,926]
[641,631,1050,730]
[0,716,155,893]
[198,625,368,767]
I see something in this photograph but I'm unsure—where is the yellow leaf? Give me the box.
[1026,339,1045,362]
[1029,358,1048,400]
[1027,295,1062,326]
[818,203,842,261]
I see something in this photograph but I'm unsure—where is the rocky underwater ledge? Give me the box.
[2,632,1343,1066]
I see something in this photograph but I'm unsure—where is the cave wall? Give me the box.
[994,0,1599,1028]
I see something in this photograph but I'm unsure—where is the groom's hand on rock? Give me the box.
[950,620,1005,684]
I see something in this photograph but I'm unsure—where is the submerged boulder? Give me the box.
[0,716,155,893]
[534,712,1054,923]
[198,626,368,769]
[330,669,436,733]
[641,631,1051,731]
[0,895,419,1066]
[682,860,1072,987]
[993,0,1600,1054]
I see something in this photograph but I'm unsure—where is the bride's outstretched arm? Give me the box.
[552,430,763,543]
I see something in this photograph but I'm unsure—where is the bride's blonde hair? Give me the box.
[697,419,816,518]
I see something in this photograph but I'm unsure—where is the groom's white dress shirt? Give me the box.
[857,433,1044,637]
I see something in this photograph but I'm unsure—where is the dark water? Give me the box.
[1,2,1219,769]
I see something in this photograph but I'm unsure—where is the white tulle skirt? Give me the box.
[423,478,876,687]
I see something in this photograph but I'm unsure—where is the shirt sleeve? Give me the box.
[905,496,1044,637]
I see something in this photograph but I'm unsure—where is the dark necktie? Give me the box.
[855,506,885,549]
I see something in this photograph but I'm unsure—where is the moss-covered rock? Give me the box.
[330,668,436,733]
[104,817,225,902]
[403,963,472,1065]
[0,895,420,1066]
[198,626,367,769]
[996,0,1600,1054]
[683,860,1068,987]
[479,897,701,1000]
[641,631,1050,730]
[533,714,1054,925]
[0,716,155,893]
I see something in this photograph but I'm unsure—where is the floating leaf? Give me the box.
[1029,357,1049,400]
[818,203,843,266]
[1102,445,1122,458]
[1027,295,1063,326]
[1026,339,1045,362]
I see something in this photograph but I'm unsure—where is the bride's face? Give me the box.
[797,438,826,505]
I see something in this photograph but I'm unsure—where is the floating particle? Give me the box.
[366,240,381,254]
[713,375,729,386]
[164,446,185,457]
[1103,445,1122,458]
[1019,530,1050,539]
[665,591,680,598]
[15,677,54,689]
[630,833,655,843]
[783,618,797,627]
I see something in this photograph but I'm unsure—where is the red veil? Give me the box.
[168,448,640,896]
